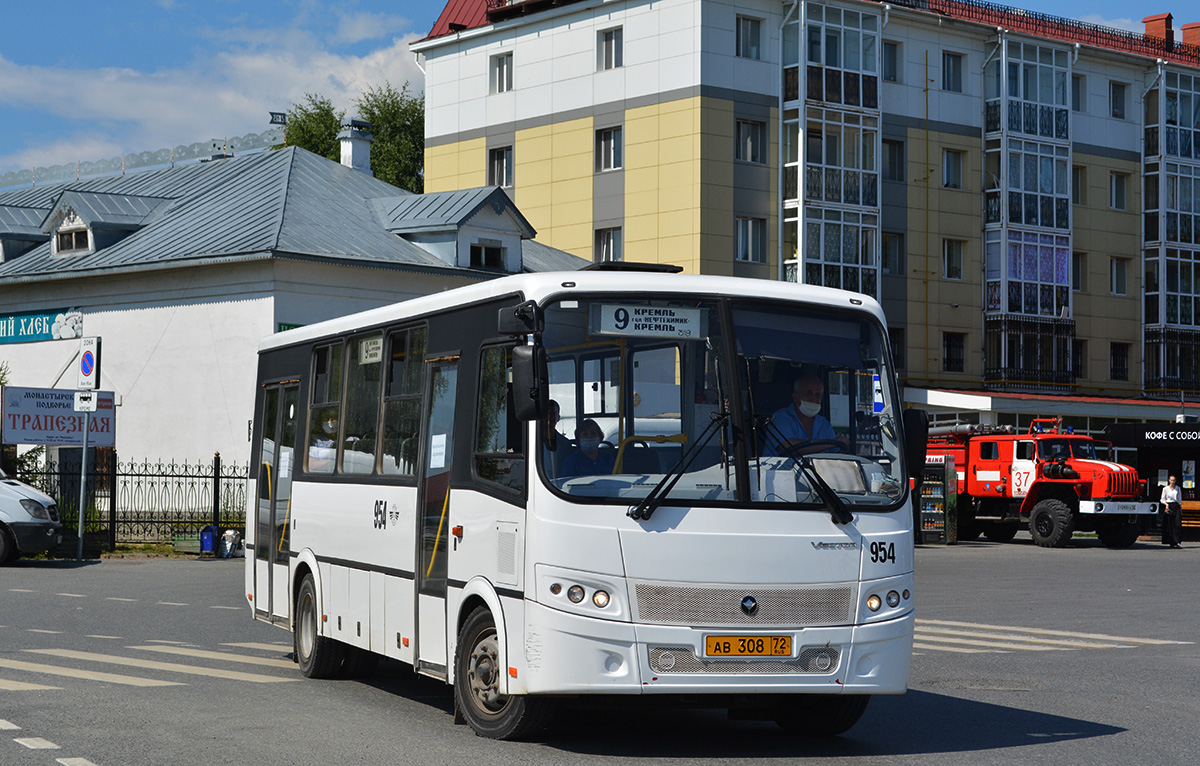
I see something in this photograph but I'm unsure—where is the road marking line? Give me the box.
[916,626,1128,650]
[0,658,182,687]
[27,650,299,684]
[911,635,1065,651]
[146,640,186,644]
[0,719,21,729]
[221,642,292,652]
[86,635,121,640]
[15,737,60,749]
[58,759,100,766]
[912,642,1004,654]
[9,589,36,593]
[209,606,241,610]
[105,598,136,602]
[916,619,1192,645]
[56,593,87,598]
[27,629,64,634]
[0,678,62,691]
[130,645,296,669]
[156,602,188,606]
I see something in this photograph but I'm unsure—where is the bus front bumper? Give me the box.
[520,600,913,696]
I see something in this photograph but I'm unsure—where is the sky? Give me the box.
[0,0,1180,177]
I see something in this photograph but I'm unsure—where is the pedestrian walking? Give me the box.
[1160,475,1184,549]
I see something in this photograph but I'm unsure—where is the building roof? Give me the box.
[372,186,536,236]
[0,147,583,281]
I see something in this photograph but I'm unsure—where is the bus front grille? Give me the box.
[633,582,855,627]
[649,646,840,674]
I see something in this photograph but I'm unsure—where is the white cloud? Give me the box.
[335,12,413,44]
[1077,15,1144,34]
[0,30,426,175]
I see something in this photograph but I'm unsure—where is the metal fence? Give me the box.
[20,453,248,551]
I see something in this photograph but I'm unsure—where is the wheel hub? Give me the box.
[467,633,503,711]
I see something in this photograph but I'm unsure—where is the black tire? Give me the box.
[1096,516,1143,549]
[983,521,1019,543]
[0,525,14,566]
[454,607,552,740]
[295,574,344,678]
[774,695,870,737]
[956,517,982,542]
[1029,499,1074,548]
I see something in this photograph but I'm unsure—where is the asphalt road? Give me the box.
[1,533,1196,765]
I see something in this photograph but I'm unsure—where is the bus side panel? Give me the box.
[384,573,415,665]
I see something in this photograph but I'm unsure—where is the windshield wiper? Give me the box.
[758,418,853,525]
[628,412,729,521]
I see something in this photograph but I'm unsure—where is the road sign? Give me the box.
[74,391,97,412]
[78,336,101,390]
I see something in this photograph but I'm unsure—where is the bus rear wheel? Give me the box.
[774,694,870,737]
[295,574,343,679]
[454,607,551,740]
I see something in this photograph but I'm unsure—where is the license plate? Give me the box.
[704,635,792,657]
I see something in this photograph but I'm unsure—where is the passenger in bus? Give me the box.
[307,412,339,472]
[560,418,616,478]
[764,374,848,456]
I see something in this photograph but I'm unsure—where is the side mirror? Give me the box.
[511,344,548,422]
[498,300,543,336]
[902,408,929,481]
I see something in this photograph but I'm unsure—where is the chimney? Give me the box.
[1143,13,1174,48]
[338,118,373,176]
[1182,22,1200,49]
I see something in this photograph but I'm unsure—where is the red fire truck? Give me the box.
[926,418,1159,548]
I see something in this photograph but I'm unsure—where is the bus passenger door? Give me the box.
[416,359,458,677]
[255,383,298,624]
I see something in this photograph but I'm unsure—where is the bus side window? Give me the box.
[381,326,426,477]
[475,345,525,494]
[340,333,383,474]
[305,342,344,474]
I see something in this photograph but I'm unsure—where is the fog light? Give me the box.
[886,590,900,608]
[567,585,585,603]
[867,594,882,611]
[813,651,834,672]
[1095,502,1104,512]
[549,583,561,595]
[592,590,610,608]
[902,589,911,600]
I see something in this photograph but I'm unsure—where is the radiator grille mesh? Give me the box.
[649,646,841,674]
[633,582,855,627]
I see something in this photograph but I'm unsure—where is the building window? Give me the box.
[491,52,513,94]
[595,127,623,172]
[1071,74,1085,112]
[1110,342,1129,381]
[882,41,899,82]
[1073,339,1086,379]
[736,217,766,263]
[595,227,622,262]
[943,332,965,372]
[598,27,623,71]
[471,243,505,269]
[1110,172,1127,210]
[1072,252,1087,292]
[882,232,904,275]
[802,207,879,298]
[55,229,89,254]
[889,327,905,370]
[736,16,762,60]
[735,120,766,163]
[1072,165,1086,205]
[942,52,963,93]
[942,149,963,189]
[1111,257,1128,295]
[488,146,513,188]
[882,140,904,181]
[943,239,964,280]
[1109,81,1126,119]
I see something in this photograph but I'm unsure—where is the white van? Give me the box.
[0,468,63,564]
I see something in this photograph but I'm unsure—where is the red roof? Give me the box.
[421,0,489,42]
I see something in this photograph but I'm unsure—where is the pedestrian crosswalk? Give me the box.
[913,619,1193,654]
[0,641,296,692]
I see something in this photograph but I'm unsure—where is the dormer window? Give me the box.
[470,242,505,269]
[56,229,89,254]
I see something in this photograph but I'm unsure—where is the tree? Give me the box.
[283,93,344,163]
[355,82,425,194]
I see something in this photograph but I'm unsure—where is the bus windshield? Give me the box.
[538,296,905,510]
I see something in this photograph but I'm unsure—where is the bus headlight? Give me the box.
[867,594,882,611]
[567,585,585,603]
[886,590,901,608]
[592,590,610,608]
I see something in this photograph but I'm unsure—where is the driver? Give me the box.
[560,418,616,478]
[764,374,848,456]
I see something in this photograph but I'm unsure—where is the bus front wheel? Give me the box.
[454,607,551,740]
[295,574,343,679]
[773,694,870,737]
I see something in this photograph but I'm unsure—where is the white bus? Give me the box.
[245,264,928,740]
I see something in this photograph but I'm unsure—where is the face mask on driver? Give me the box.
[798,401,822,418]
[579,437,600,452]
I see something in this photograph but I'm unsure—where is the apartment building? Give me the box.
[413,0,1200,429]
